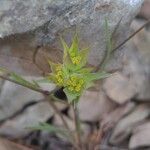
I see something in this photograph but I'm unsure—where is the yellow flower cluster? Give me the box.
[67,76,84,92]
[72,56,81,65]
[55,66,64,86]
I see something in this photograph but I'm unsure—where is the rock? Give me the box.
[53,114,91,141]
[123,20,150,101]
[0,0,144,75]
[0,81,43,121]
[0,102,53,138]
[101,102,136,131]
[103,72,137,104]
[0,77,57,121]
[34,131,72,150]
[69,89,116,122]
[138,0,150,19]
[0,0,54,38]
[109,104,150,145]
[129,121,150,149]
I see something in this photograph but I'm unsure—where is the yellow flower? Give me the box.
[75,85,81,92]
[67,76,84,92]
[56,66,62,71]
[72,56,81,65]
[55,68,64,86]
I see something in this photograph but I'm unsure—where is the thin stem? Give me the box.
[72,104,82,150]
[112,19,150,52]
[46,96,70,130]
[95,19,150,72]
[46,96,79,149]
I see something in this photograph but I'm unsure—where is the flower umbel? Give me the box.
[48,35,109,103]
[55,66,64,86]
[67,76,84,92]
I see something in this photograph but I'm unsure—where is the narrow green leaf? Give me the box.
[28,122,69,137]
[85,81,95,89]
[84,71,110,82]
[10,73,38,88]
[100,18,113,70]
[77,67,94,74]
[63,88,79,103]
[79,48,89,67]
[48,60,62,73]
[60,37,70,62]
[70,34,79,54]
[35,77,52,83]
[32,80,40,88]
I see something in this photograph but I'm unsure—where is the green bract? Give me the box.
[48,35,109,103]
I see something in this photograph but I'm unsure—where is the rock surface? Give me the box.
[129,121,150,149]
[101,102,136,131]
[138,0,150,19]
[0,80,43,121]
[0,0,144,75]
[109,104,150,145]
[69,89,116,122]
[123,20,150,101]
[103,72,137,104]
[0,102,53,138]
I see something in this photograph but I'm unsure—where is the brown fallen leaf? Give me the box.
[0,138,33,150]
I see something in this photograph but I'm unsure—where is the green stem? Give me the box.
[72,104,82,149]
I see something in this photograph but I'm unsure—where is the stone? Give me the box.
[0,0,54,38]
[0,81,43,121]
[101,102,136,132]
[103,72,137,104]
[129,121,150,149]
[69,89,116,122]
[123,20,150,101]
[0,0,144,75]
[0,77,57,121]
[138,0,150,19]
[53,114,91,141]
[0,102,53,138]
[109,104,150,145]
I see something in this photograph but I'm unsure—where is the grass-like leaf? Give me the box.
[10,72,39,89]
[28,122,70,137]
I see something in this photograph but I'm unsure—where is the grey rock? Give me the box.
[0,0,54,38]
[53,114,91,141]
[123,20,150,101]
[129,121,150,149]
[109,104,150,145]
[103,72,137,104]
[139,0,150,19]
[69,89,117,122]
[0,0,144,68]
[0,81,43,121]
[0,77,56,121]
[101,102,136,132]
[0,102,53,138]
